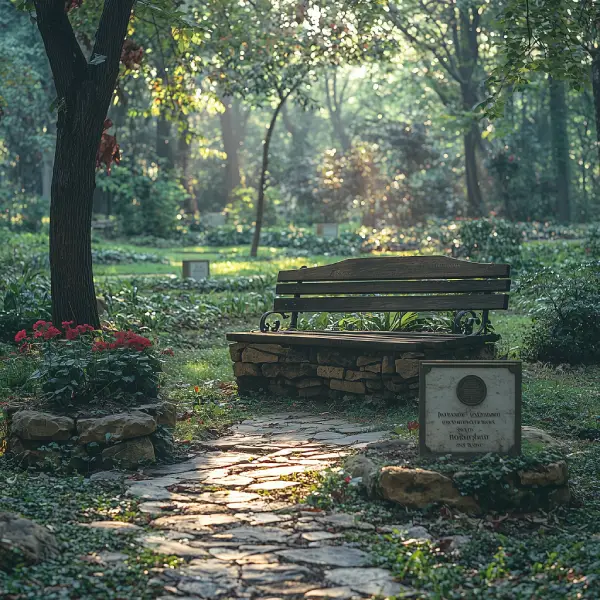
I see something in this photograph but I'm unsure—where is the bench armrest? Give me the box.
[259,311,292,332]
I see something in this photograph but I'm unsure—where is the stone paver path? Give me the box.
[122,412,415,599]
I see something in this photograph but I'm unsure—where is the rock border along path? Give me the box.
[122,412,414,599]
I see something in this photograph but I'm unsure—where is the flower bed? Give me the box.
[3,321,175,471]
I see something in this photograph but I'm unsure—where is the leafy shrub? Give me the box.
[299,311,453,332]
[119,274,275,294]
[29,248,169,267]
[17,321,162,407]
[92,249,169,265]
[521,263,600,364]
[0,270,52,342]
[96,162,187,238]
[584,225,600,258]
[203,226,366,255]
[0,192,49,233]
[0,231,49,271]
[100,282,273,334]
[455,218,523,263]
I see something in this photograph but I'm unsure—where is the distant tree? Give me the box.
[549,78,572,222]
[386,0,489,216]
[204,0,383,256]
[488,0,600,168]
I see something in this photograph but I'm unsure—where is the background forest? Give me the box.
[1,0,594,241]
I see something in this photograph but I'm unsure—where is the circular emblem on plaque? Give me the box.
[456,375,487,406]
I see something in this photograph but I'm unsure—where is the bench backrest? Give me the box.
[273,256,511,315]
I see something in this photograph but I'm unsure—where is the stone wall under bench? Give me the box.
[230,342,495,403]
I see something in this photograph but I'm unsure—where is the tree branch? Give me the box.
[33,0,87,99]
[90,0,135,108]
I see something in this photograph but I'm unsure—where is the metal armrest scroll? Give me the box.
[453,310,489,335]
[259,311,290,333]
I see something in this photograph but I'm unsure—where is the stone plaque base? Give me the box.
[419,360,521,457]
[182,260,210,280]
[315,223,339,238]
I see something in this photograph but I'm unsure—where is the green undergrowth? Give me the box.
[0,466,182,599]
[370,529,600,599]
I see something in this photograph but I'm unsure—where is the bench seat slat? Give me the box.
[274,294,508,313]
[276,279,511,295]
[226,331,491,351]
[277,256,510,282]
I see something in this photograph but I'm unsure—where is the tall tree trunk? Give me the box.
[463,125,483,217]
[219,96,242,202]
[250,97,288,258]
[178,123,197,214]
[41,147,53,204]
[156,112,173,168]
[35,0,135,327]
[460,80,483,217]
[591,53,600,168]
[324,71,351,153]
[50,125,98,326]
[549,78,571,223]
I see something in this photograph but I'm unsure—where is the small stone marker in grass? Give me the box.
[204,212,226,227]
[182,259,210,281]
[419,360,522,456]
[315,222,339,238]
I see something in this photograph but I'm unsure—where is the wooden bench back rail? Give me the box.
[260,256,511,335]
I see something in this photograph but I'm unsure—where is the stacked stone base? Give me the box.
[3,401,176,472]
[230,341,494,403]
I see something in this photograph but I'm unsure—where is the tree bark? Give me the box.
[178,122,197,214]
[549,78,571,223]
[591,53,600,168]
[156,112,173,168]
[250,96,288,257]
[219,96,242,202]
[34,0,135,327]
[41,147,54,203]
[463,124,483,217]
[324,71,351,152]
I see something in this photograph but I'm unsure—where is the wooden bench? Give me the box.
[226,256,511,401]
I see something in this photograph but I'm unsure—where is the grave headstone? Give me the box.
[204,212,226,227]
[419,361,521,456]
[315,223,339,238]
[182,260,210,281]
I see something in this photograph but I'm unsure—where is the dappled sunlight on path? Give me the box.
[120,413,409,599]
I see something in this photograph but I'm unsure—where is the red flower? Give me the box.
[33,320,49,331]
[43,326,61,340]
[344,476,352,484]
[65,328,78,340]
[14,330,27,343]
[407,420,419,431]
[91,330,152,352]
[19,342,30,354]
[64,323,95,340]
[194,386,200,394]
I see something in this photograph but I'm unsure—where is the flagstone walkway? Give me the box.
[119,412,417,599]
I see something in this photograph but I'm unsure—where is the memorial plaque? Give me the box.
[315,223,339,238]
[205,212,226,227]
[182,260,210,281]
[419,361,521,456]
